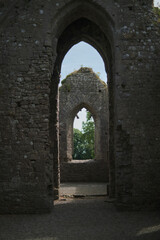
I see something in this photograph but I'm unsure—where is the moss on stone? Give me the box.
[60,67,107,90]
[99,79,107,88]
[61,70,79,84]
[61,78,67,85]
[153,7,160,23]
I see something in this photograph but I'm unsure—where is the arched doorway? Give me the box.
[49,2,115,200]
[0,0,159,213]
[59,72,108,182]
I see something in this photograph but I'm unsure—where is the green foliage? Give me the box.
[60,79,71,92]
[73,110,95,160]
[61,78,66,85]
[72,129,85,159]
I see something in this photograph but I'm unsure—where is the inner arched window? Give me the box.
[73,108,95,160]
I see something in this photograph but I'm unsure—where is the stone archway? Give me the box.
[50,3,115,199]
[59,67,108,183]
[1,0,159,213]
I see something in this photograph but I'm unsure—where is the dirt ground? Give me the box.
[0,197,160,240]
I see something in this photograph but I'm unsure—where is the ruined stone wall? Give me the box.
[0,0,159,213]
[0,0,56,213]
[59,68,108,182]
[114,1,160,209]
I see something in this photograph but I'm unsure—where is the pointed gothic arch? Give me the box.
[59,68,109,183]
[50,1,116,199]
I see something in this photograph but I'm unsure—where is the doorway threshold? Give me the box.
[60,182,108,197]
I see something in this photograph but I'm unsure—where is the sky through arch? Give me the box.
[73,108,88,131]
[60,41,107,84]
[154,0,160,7]
[60,41,107,130]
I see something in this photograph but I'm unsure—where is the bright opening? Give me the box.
[73,108,95,160]
[154,0,160,7]
[60,41,107,131]
[60,41,107,85]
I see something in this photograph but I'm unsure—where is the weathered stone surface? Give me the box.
[0,0,159,213]
[59,68,108,182]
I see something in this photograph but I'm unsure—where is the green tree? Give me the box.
[73,110,95,160]
[82,111,95,159]
[72,129,84,159]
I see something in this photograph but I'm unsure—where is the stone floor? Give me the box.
[0,196,160,240]
[60,182,108,196]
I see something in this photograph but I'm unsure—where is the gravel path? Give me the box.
[0,197,160,240]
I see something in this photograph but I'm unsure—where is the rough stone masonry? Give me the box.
[59,67,108,183]
[0,0,160,213]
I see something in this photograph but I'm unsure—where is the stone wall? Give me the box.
[0,0,159,213]
[59,67,108,182]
